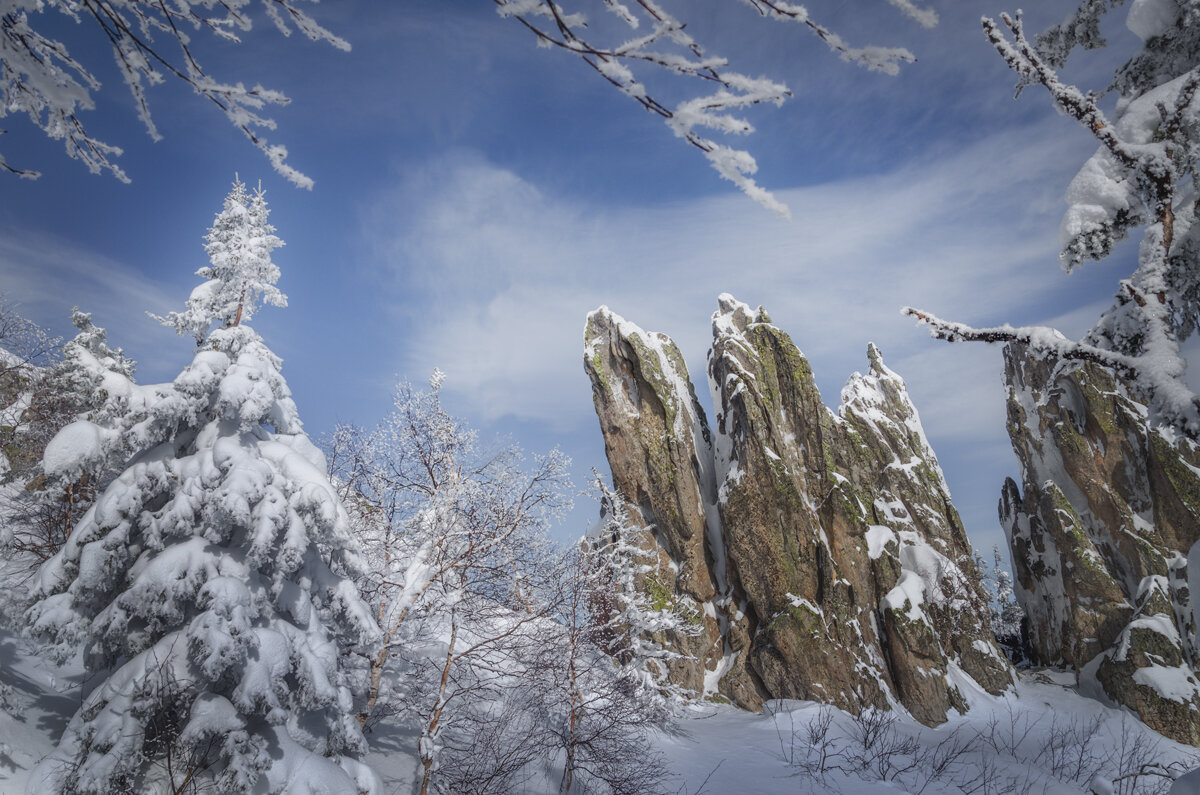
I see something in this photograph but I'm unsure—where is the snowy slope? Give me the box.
[3,619,1197,795]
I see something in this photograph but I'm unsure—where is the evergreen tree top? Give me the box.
[155,179,287,345]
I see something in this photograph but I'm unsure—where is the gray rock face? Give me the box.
[1000,343,1200,745]
[584,296,1012,724]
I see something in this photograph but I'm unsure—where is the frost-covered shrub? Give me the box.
[3,309,135,566]
[977,546,1028,663]
[530,480,702,795]
[326,374,572,795]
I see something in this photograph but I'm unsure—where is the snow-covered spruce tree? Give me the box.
[23,187,381,794]
[534,478,699,795]
[975,546,1026,663]
[584,477,700,706]
[906,1,1200,440]
[4,308,136,564]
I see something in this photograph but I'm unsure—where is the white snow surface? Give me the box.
[1132,663,1200,704]
[1126,0,1179,41]
[3,610,1200,794]
[865,524,896,560]
[41,420,117,479]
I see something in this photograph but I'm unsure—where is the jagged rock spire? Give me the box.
[585,296,1012,724]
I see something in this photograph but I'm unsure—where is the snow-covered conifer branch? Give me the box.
[901,307,1143,376]
[497,0,926,216]
[0,0,346,186]
[903,303,1200,438]
[908,3,1200,441]
[983,13,1145,176]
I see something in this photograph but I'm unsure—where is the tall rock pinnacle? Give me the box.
[584,296,1012,724]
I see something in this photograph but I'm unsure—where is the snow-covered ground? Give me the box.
[2,619,1195,795]
[658,677,1198,794]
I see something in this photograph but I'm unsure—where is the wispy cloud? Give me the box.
[357,118,1157,549]
[362,119,1120,435]
[0,229,192,382]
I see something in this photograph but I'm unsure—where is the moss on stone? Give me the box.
[769,602,824,639]
[1150,431,1200,518]
[589,348,609,392]
[643,575,703,630]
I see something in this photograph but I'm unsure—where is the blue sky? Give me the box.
[0,0,1180,553]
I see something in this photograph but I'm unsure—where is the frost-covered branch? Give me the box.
[497,0,927,216]
[0,0,347,186]
[323,373,572,755]
[901,308,1143,375]
[903,305,1200,438]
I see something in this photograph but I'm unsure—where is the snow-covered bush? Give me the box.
[0,296,61,483]
[582,477,701,706]
[530,479,702,795]
[22,183,382,794]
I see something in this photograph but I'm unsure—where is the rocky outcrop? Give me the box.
[584,296,1012,725]
[584,308,763,706]
[1000,343,1200,744]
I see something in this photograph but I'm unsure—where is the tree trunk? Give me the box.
[359,598,419,727]
[420,616,458,795]
[232,287,246,327]
[561,625,580,793]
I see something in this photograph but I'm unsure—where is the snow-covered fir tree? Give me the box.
[976,545,1026,662]
[23,188,381,794]
[585,477,700,705]
[156,178,287,345]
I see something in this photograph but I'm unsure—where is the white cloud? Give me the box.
[363,119,1118,438]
